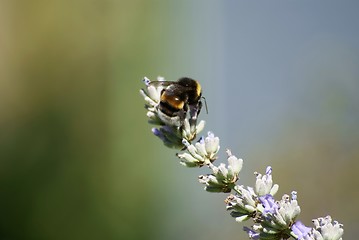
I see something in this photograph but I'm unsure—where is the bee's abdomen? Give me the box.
[159,91,186,116]
[159,100,182,117]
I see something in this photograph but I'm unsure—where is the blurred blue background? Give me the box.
[0,1,358,239]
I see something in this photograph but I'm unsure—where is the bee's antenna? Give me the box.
[201,96,208,114]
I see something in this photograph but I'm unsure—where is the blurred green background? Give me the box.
[0,1,358,239]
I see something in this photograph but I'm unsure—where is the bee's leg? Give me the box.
[197,101,202,116]
[188,102,201,127]
[177,109,186,128]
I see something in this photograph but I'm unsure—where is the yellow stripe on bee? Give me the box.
[161,94,184,109]
[171,100,184,109]
[196,81,201,96]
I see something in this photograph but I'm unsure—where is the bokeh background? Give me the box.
[0,1,358,239]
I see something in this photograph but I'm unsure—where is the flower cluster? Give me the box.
[310,216,344,240]
[224,166,280,224]
[254,192,301,239]
[198,149,243,192]
[225,186,258,222]
[177,131,220,167]
[290,216,344,240]
[254,166,279,196]
[140,77,344,240]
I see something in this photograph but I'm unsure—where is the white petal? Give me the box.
[270,184,279,196]
[195,142,207,157]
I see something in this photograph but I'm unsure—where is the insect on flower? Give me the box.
[148,77,208,129]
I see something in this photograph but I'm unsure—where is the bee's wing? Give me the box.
[148,81,173,88]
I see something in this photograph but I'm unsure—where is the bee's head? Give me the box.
[177,77,202,104]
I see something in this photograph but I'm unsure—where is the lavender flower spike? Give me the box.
[140,76,344,240]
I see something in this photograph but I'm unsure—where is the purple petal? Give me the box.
[291,221,312,240]
[259,194,278,214]
[143,77,151,86]
[265,166,272,175]
[243,227,260,240]
[199,136,205,144]
[152,128,167,142]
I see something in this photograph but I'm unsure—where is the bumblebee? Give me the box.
[149,77,205,128]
